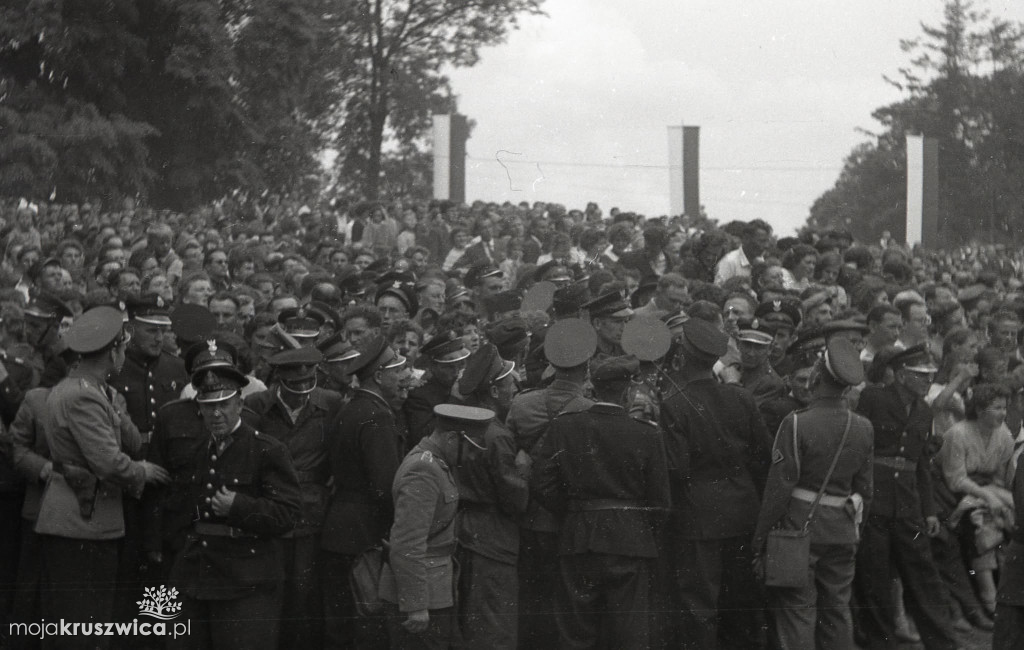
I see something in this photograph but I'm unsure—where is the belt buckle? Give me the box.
[228,526,242,538]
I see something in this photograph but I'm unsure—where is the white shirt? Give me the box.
[715,247,756,285]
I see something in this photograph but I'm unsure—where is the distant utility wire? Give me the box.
[466,154,841,173]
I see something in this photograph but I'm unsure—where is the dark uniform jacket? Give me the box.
[507,379,594,532]
[997,457,1024,605]
[856,384,938,520]
[110,349,187,439]
[321,388,401,555]
[244,387,342,535]
[760,393,804,440]
[531,402,671,558]
[380,438,460,613]
[403,377,451,451]
[752,397,874,549]
[740,365,788,409]
[659,377,773,539]
[0,345,42,494]
[169,420,301,599]
[453,417,528,565]
[144,399,213,556]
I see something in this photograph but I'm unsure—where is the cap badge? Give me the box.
[156,296,164,308]
[772,300,781,312]
[207,339,218,355]
[392,281,402,290]
[118,300,126,311]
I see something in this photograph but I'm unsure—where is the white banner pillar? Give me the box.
[433,114,468,203]
[905,134,938,248]
[668,125,700,217]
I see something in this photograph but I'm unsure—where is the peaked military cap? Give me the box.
[822,338,864,387]
[64,306,125,354]
[171,303,217,346]
[127,293,171,326]
[821,318,869,337]
[268,346,323,367]
[318,332,360,364]
[534,260,572,284]
[277,306,325,339]
[433,404,494,442]
[349,335,406,377]
[446,284,474,308]
[590,355,640,384]
[375,280,419,315]
[679,318,729,360]
[25,292,73,320]
[661,311,689,334]
[735,318,773,345]
[521,281,557,313]
[889,343,937,373]
[754,297,802,330]
[465,264,503,288]
[187,339,247,385]
[307,300,342,330]
[486,318,529,349]
[584,290,633,319]
[193,366,246,404]
[483,291,522,316]
[544,318,597,368]
[458,343,515,396]
[421,329,471,364]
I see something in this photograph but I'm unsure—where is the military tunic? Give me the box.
[532,402,671,650]
[380,439,460,649]
[994,455,1024,649]
[321,388,402,649]
[854,385,958,650]
[659,377,773,649]
[752,398,874,650]
[169,420,301,649]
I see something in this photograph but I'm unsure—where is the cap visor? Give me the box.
[196,389,239,403]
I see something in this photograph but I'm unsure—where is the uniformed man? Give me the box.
[321,335,409,649]
[244,345,343,649]
[994,447,1024,648]
[316,332,361,400]
[736,318,788,408]
[659,318,773,649]
[451,344,528,649]
[169,343,301,649]
[582,290,633,360]
[531,355,671,649]
[379,404,494,650]
[752,338,874,649]
[506,318,596,649]
[278,306,326,347]
[402,330,470,450]
[108,292,187,622]
[754,297,802,372]
[35,306,170,648]
[853,344,959,650]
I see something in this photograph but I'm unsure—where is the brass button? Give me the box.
[201,541,208,548]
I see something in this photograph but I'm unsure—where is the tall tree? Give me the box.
[808,0,1024,246]
[331,0,545,201]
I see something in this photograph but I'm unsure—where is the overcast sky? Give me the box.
[447,0,1024,235]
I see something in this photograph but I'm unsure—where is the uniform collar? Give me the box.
[353,387,393,411]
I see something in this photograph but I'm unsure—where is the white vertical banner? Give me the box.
[905,134,924,246]
[668,126,684,217]
[433,115,452,200]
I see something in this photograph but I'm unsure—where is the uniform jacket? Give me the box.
[36,369,145,540]
[380,438,460,613]
[403,377,451,451]
[143,398,209,555]
[9,387,51,520]
[0,345,41,492]
[507,379,594,532]
[321,389,401,555]
[169,420,301,599]
[659,377,773,539]
[740,365,788,409]
[110,349,187,437]
[453,416,528,565]
[752,398,874,550]
[531,402,671,557]
[243,387,343,535]
[856,384,938,520]
[998,458,1024,606]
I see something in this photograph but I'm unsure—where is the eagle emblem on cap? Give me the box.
[392,281,402,290]
[751,318,759,329]
[156,296,164,308]
[207,339,218,354]
[118,300,126,311]
[772,300,782,311]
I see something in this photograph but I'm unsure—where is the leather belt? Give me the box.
[874,456,917,471]
[567,498,647,512]
[792,487,849,508]
[194,522,257,538]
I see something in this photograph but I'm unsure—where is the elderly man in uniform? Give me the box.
[752,338,874,649]
[583,291,633,360]
[506,318,597,649]
[321,335,409,649]
[403,330,470,450]
[380,404,494,650]
[659,318,773,649]
[451,344,528,649]
[854,344,960,650]
[169,342,302,649]
[244,345,343,648]
[532,355,671,650]
[36,307,170,647]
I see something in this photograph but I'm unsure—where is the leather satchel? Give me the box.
[350,542,389,616]
[764,412,852,588]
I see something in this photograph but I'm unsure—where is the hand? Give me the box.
[752,554,765,582]
[211,486,236,517]
[926,515,941,537]
[39,461,52,481]
[514,450,533,479]
[402,609,429,634]
[146,551,164,565]
[139,461,170,485]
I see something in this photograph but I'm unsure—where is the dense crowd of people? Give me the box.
[1,192,1024,649]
